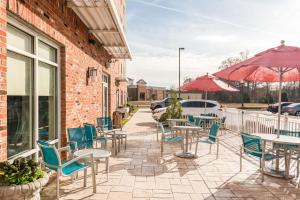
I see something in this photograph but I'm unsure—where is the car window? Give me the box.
[206,102,216,108]
[182,101,193,107]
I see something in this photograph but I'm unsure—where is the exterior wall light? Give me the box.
[87,67,98,83]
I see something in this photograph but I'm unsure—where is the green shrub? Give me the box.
[159,95,182,122]
[0,158,44,186]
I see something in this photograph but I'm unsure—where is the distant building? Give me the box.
[166,90,203,100]
[128,79,167,101]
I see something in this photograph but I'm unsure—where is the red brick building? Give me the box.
[128,79,166,101]
[0,0,131,161]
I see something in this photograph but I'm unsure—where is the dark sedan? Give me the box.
[267,102,293,113]
[285,103,300,116]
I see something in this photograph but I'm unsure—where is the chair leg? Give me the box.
[125,136,127,150]
[216,140,219,159]
[56,171,60,199]
[84,168,87,187]
[297,159,300,177]
[209,144,212,154]
[240,146,242,172]
[261,158,265,182]
[106,157,109,181]
[161,139,163,156]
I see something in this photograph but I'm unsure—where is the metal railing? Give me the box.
[225,108,300,134]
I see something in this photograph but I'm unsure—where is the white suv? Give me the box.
[153,99,224,120]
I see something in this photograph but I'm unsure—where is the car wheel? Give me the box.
[296,111,300,117]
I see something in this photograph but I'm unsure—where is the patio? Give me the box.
[41,109,300,200]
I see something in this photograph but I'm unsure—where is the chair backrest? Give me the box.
[37,140,60,171]
[194,118,203,126]
[83,123,96,148]
[208,123,219,142]
[97,117,113,131]
[221,117,226,124]
[241,133,262,157]
[274,129,300,138]
[67,127,85,151]
[187,115,194,124]
[158,122,166,134]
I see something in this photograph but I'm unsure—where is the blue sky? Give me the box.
[126,0,300,88]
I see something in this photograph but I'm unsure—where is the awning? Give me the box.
[67,0,132,59]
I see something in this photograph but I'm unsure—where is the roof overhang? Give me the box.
[68,0,132,59]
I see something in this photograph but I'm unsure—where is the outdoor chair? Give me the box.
[240,133,279,182]
[217,117,226,135]
[187,115,195,126]
[97,117,127,150]
[67,127,86,152]
[37,140,96,199]
[83,123,109,149]
[193,123,220,158]
[158,122,183,156]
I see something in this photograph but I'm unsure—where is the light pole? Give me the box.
[179,47,185,98]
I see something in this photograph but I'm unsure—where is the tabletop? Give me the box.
[106,130,126,135]
[167,119,187,122]
[173,126,204,131]
[193,116,217,120]
[253,133,300,145]
[74,148,111,159]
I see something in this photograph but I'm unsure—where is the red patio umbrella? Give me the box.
[214,41,300,137]
[180,73,238,113]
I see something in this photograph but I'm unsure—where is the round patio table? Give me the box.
[172,125,204,158]
[74,148,111,177]
[253,133,300,179]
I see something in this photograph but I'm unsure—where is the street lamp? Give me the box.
[179,47,185,98]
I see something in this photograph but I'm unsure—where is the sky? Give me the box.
[126,0,300,88]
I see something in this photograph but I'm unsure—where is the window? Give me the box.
[206,102,216,108]
[7,23,59,158]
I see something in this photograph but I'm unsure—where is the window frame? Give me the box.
[7,16,61,161]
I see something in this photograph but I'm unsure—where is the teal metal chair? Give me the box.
[97,117,127,151]
[83,123,108,149]
[187,115,195,126]
[67,127,86,152]
[240,133,279,182]
[37,141,96,199]
[158,122,183,156]
[194,123,220,158]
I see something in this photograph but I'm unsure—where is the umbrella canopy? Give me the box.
[214,41,300,137]
[180,74,239,92]
[214,41,300,82]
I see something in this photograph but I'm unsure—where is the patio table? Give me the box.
[253,133,300,179]
[172,125,204,158]
[74,148,111,177]
[106,130,127,155]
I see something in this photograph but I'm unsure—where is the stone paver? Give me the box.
[41,108,300,200]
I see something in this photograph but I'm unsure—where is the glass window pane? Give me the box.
[7,51,33,158]
[38,40,57,63]
[38,62,57,141]
[7,24,33,53]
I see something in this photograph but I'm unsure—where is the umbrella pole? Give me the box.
[204,90,208,114]
[277,69,283,138]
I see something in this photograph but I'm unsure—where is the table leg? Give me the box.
[106,157,109,180]
[285,149,292,179]
[185,130,189,153]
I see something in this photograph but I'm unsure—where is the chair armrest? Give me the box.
[61,153,94,168]
[67,141,78,152]
[57,146,71,153]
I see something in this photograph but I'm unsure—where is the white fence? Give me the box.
[225,108,300,135]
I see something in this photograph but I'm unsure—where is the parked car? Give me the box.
[267,102,293,113]
[285,103,300,116]
[150,97,183,111]
[152,99,224,120]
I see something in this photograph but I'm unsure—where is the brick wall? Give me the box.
[0,0,7,161]
[0,0,128,160]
